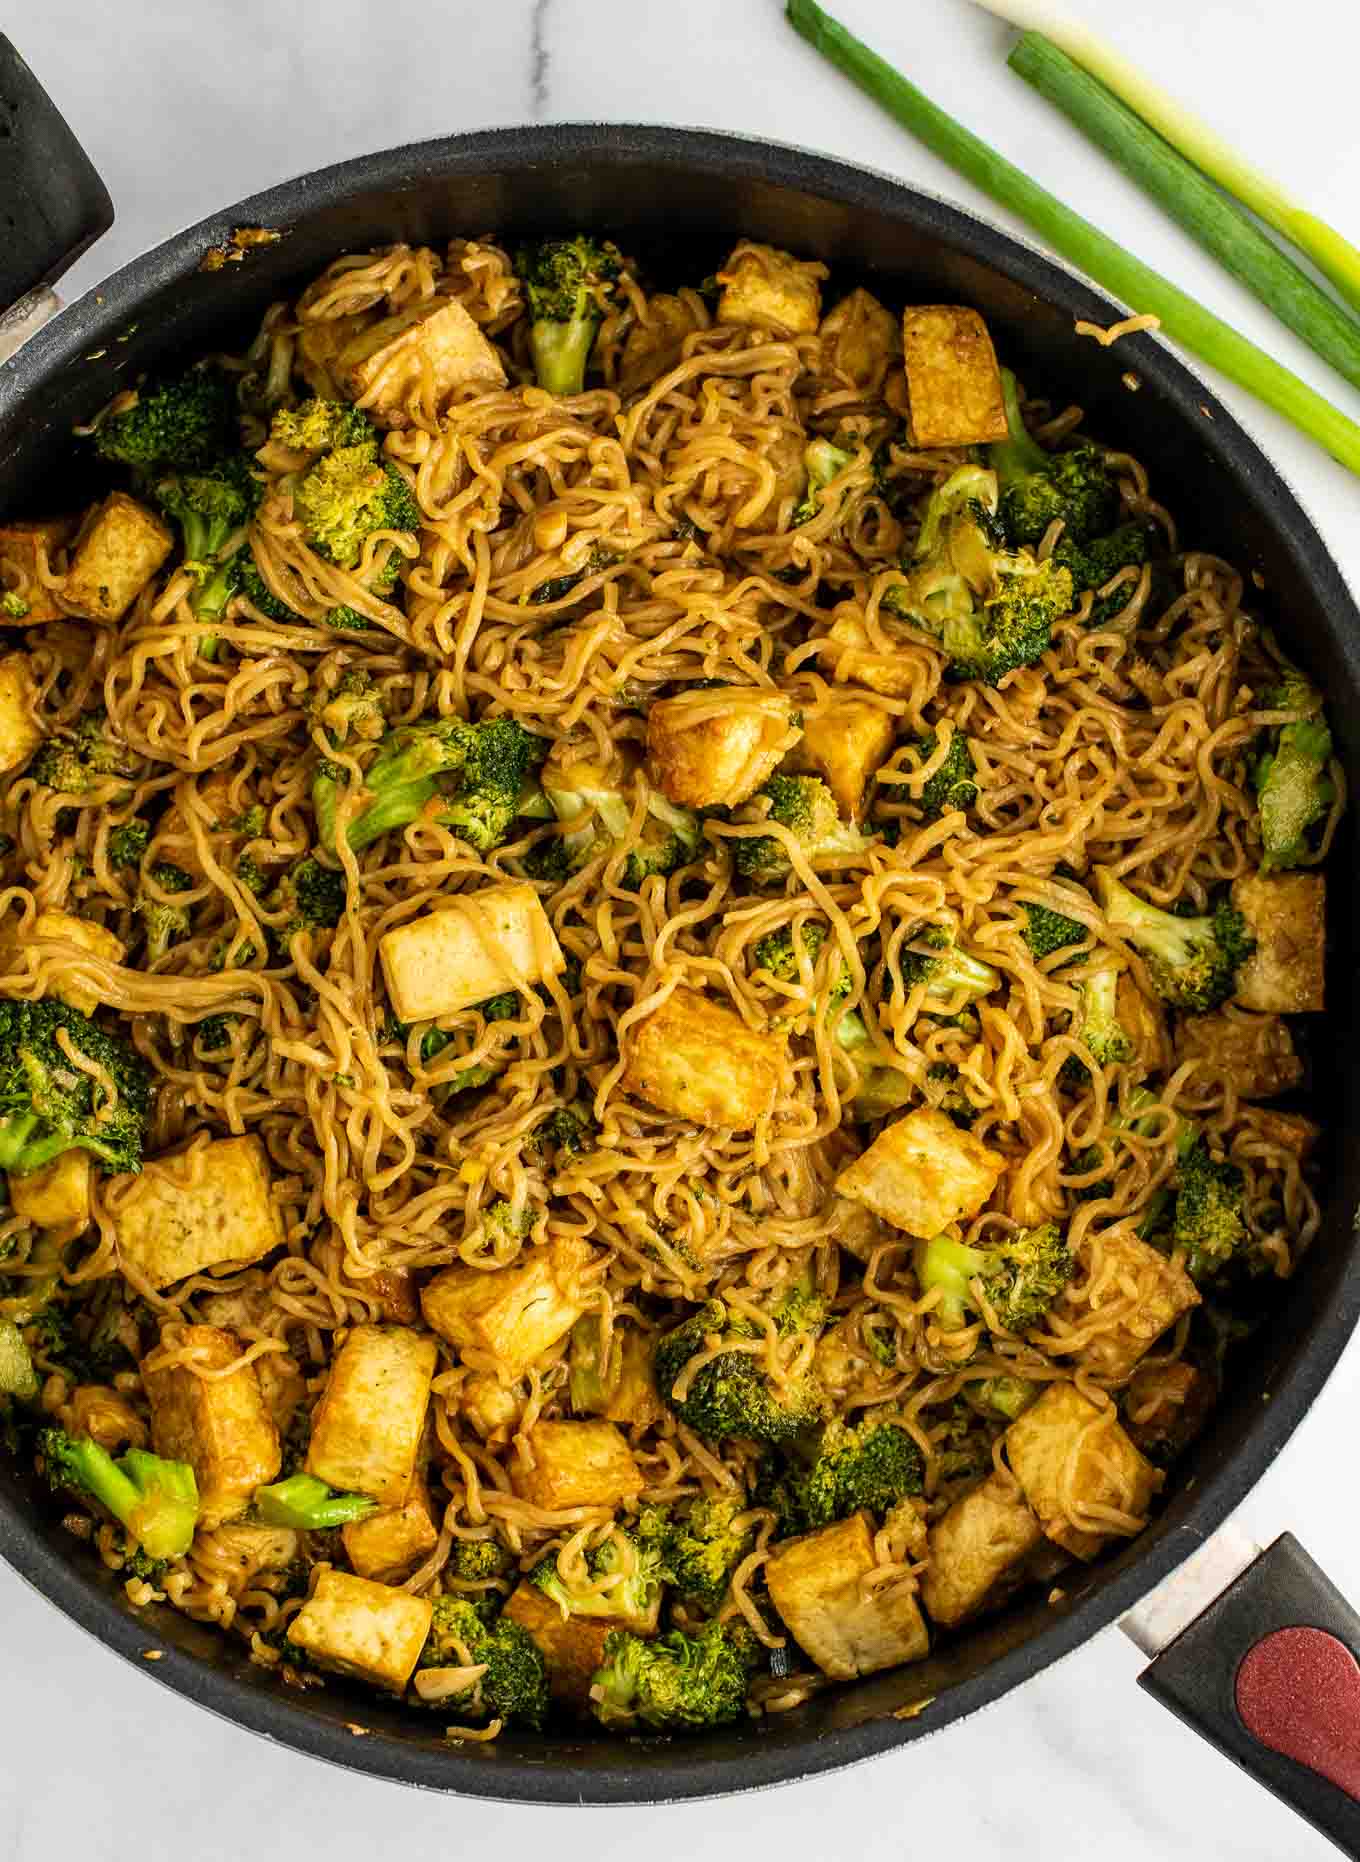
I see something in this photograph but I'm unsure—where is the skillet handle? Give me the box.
[0,35,112,314]
[1139,1533,1360,1859]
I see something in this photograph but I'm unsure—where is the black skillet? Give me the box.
[2,32,1360,1848]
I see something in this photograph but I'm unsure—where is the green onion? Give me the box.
[974,0,1360,321]
[1006,33,1360,397]
[785,0,1360,479]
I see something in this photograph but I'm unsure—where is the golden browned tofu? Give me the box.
[29,911,124,1016]
[63,1382,146,1452]
[1232,871,1325,1013]
[815,612,920,698]
[796,697,894,820]
[512,1420,643,1511]
[337,298,506,424]
[0,518,73,622]
[306,1325,437,1507]
[9,1150,92,1236]
[1178,1008,1302,1099]
[1068,1230,1200,1386]
[1239,1105,1320,1161]
[503,1583,620,1710]
[826,1193,894,1264]
[421,1235,595,1378]
[0,653,41,774]
[716,241,826,335]
[766,1513,930,1681]
[920,1471,1043,1629]
[287,1567,433,1693]
[346,1265,420,1326]
[901,306,1009,447]
[115,1135,283,1291]
[819,288,899,392]
[619,292,704,390]
[835,1108,1005,1238]
[195,1288,306,1436]
[144,1324,281,1528]
[1124,1361,1215,1465]
[459,1371,525,1439]
[1005,1382,1160,1561]
[342,1470,439,1581]
[1117,971,1170,1075]
[569,1321,665,1428]
[646,690,799,809]
[62,492,172,622]
[379,880,565,1022]
[620,985,784,1130]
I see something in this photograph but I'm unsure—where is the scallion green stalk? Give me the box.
[785,0,1360,479]
[973,0,1360,320]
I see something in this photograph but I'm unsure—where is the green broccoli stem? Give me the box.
[253,1473,378,1530]
[990,369,1050,486]
[45,1432,199,1560]
[784,0,1360,479]
[0,1318,38,1400]
[529,318,597,398]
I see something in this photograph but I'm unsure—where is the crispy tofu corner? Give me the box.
[8,1149,93,1237]
[144,1324,281,1528]
[716,242,827,336]
[794,696,894,820]
[511,1419,643,1511]
[30,910,125,1017]
[920,1470,1043,1629]
[646,690,799,809]
[288,1567,433,1692]
[1177,1008,1302,1100]
[0,652,42,775]
[620,985,784,1130]
[115,1135,283,1291]
[1066,1231,1199,1386]
[378,880,564,1022]
[306,1324,437,1507]
[0,518,73,623]
[62,492,173,623]
[421,1234,595,1378]
[766,1512,929,1681]
[337,297,506,425]
[1232,871,1325,1013]
[503,1583,619,1708]
[834,1107,1005,1237]
[818,288,900,394]
[1005,1383,1160,1561]
[342,1470,439,1582]
[901,306,1008,447]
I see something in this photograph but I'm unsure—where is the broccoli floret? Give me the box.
[988,369,1117,548]
[237,555,301,622]
[516,237,623,396]
[916,1223,1074,1333]
[897,928,1000,1005]
[1,590,30,620]
[923,1059,979,1128]
[831,1006,914,1121]
[752,920,832,988]
[791,438,859,526]
[795,1416,924,1528]
[1053,521,1152,625]
[939,559,1074,685]
[966,1374,1038,1422]
[910,732,977,819]
[1022,903,1086,961]
[539,763,700,887]
[420,1595,548,1729]
[533,1104,594,1158]
[653,1299,825,1446]
[30,710,137,796]
[269,399,372,454]
[1253,676,1334,869]
[293,444,419,572]
[591,1619,757,1732]
[309,667,387,748]
[94,368,236,474]
[0,1317,38,1400]
[137,861,194,963]
[107,819,151,869]
[252,1473,378,1530]
[1069,965,1134,1069]
[196,1014,238,1053]
[450,1536,511,1589]
[39,1428,198,1560]
[1170,1140,1250,1283]
[154,453,260,606]
[734,774,870,883]
[0,998,150,1177]
[1095,869,1254,1014]
[530,1522,665,1625]
[661,1496,755,1611]
[314,716,545,855]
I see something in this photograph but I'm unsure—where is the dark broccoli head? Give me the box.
[591,1619,757,1732]
[939,558,1074,685]
[1095,869,1254,1013]
[39,1429,198,1560]
[916,1222,1074,1333]
[421,1595,548,1729]
[530,1522,666,1625]
[661,1495,756,1611]
[653,1299,825,1446]
[734,774,870,883]
[516,237,623,396]
[30,711,138,796]
[138,861,194,964]
[0,998,150,1177]
[1053,521,1153,625]
[154,454,259,570]
[293,445,419,571]
[107,819,151,869]
[94,368,236,474]
[1022,902,1086,961]
[796,1416,924,1528]
[1172,1141,1250,1282]
[897,929,999,1004]
[269,399,373,454]
[911,732,977,819]
[1069,965,1134,1070]
[989,369,1117,548]
[1253,678,1333,870]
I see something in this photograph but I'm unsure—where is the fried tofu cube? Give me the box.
[1178,1008,1302,1099]
[1232,871,1325,1013]
[379,880,565,1023]
[816,611,921,698]
[1124,1361,1215,1465]
[1238,1105,1320,1161]
[0,518,74,622]
[826,1193,894,1264]
[0,653,41,775]
[62,492,173,622]
[795,696,894,820]
[29,910,124,1016]
[819,288,899,393]
[503,1583,621,1709]
[115,1135,283,1291]
[646,690,799,809]
[569,1320,665,1428]
[306,1324,437,1507]
[835,1108,1005,1237]
[8,1150,92,1236]
[1005,1383,1160,1561]
[901,306,1009,447]
[1069,1230,1200,1385]
[1117,971,1170,1075]
[144,1324,281,1528]
[920,1471,1043,1629]
[621,985,784,1130]
[421,1235,595,1378]
[337,298,506,425]
[512,1420,643,1511]
[342,1469,439,1582]
[766,1513,930,1681]
[459,1371,525,1440]
[716,241,826,335]
[287,1567,433,1693]
[195,1287,306,1436]
[344,1264,420,1325]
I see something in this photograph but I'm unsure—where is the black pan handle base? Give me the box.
[0,36,112,311]
[1139,1534,1360,1858]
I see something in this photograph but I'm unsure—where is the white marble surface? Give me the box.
[3,0,1360,1854]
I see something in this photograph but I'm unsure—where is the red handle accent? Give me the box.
[1236,1627,1360,1802]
